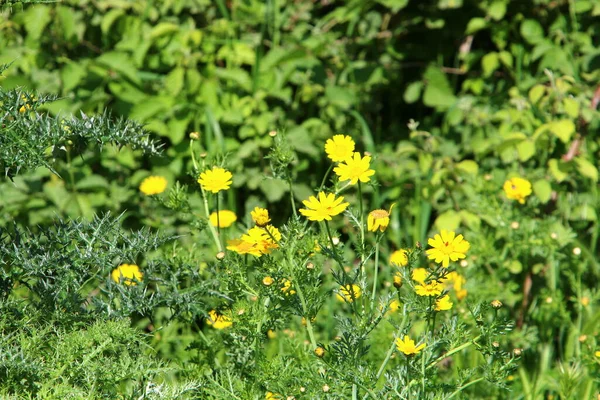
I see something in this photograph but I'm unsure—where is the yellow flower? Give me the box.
[395,335,425,356]
[426,230,470,268]
[209,210,237,228]
[393,272,402,288]
[251,206,271,227]
[299,192,349,221]
[281,279,296,296]
[415,281,443,297]
[139,176,168,196]
[388,299,401,313]
[595,350,600,358]
[227,226,280,257]
[442,271,467,300]
[325,134,355,162]
[367,204,395,232]
[435,295,453,311]
[336,284,362,302]
[111,264,143,286]
[333,152,375,184]
[390,249,409,267]
[206,310,232,329]
[265,392,281,400]
[411,268,428,284]
[263,276,274,286]
[503,177,532,204]
[198,167,233,193]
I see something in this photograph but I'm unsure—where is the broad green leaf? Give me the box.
[404,81,423,104]
[75,175,110,191]
[498,51,513,68]
[325,86,357,110]
[129,96,174,121]
[548,158,569,182]
[423,66,456,109]
[165,67,185,96]
[507,260,523,274]
[533,179,552,203]
[488,1,507,20]
[24,6,52,42]
[528,84,546,104]
[260,178,287,202]
[375,0,409,12]
[571,204,597,221]
[96,52,140,84]
[61,62,87,94]
[466,17,487,34]
[435,210,461,232]
[57,6,77,42]
[563,98,580,118]
[150,22,179,40]
[549,119,575,143]
[459,210,480,230]
[456,160,478,175]
[520,19,545,45]
[482,52,499,77]
[101,9,125,35]
[517,140,535,161]
[575,157,598,182]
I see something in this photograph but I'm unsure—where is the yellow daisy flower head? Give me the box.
[411,268,428,284]
[281,279,296,296]
[336,284,362,302]
[390,249,409,267]
[227,226,280,257]
[333,152,375,185]
[435,294,453,311]
[393,272,403,288]
[388,299,401,313]
[426,230,470,268]
[325,134,355,162]
[139,176,168,196]
[595,350,600,358]
[503,176,532,204]
[265,392,281,400]
[263,276,274,286]
[111,263,143,286]
[206,309,233,329]
[415,281,443,297]
[198,167,233,193]
[367,203,395,232]
[209,210,237,228]
[251,206,271,227]
[299,192,349,221]
[396,335,425,356]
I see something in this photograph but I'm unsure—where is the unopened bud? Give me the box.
[513,348,522,356]
[578,335,587,343]
[332,237,340,245]
[322,385,330,393]
[492,341,500,348]
[216,251,225,260]
[510,221,519,229]
[314,346,325,357]
[269,130,277,137]
[573,247,581,256]
[189,131,200,140]
[491,300,503,309]
[306,262,314,270]
[415,241,422,249]
[550,232,558,239]
[460,260,468,268]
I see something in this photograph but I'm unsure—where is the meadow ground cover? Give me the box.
[1,1,600,399]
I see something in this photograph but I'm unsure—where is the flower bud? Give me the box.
[314,346,325,357]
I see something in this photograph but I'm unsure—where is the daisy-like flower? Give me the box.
[111,264,143,286]
[251,206,271,227]
[442,271,468,300]
[426,230,470,268]
[139,176,168,196]
[336,284,362,302]
[367,204,395,232]
[393,272,402,288]
[415,281,443,297]
[388,299,401,313]
[206,310,233,329]
[263,276,274,286]
[390,249,409,267]
[396,335,426,356]
[325,134,355,162]
[209,210,237,228]
[281,279,296,296]
[299,192,349,221]
[333,152,375,184]
[227,226,280,257]
[411,268,428,284]
[435,295,453,311]
[503,177,532,204]
[198,167,233,193]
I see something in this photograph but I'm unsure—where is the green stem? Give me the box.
[370,241,379,313]
[444,377,484,399]
[201,188,223,252]
[324,220,345,271]
[216,193,222,243]
[190,139,199,171]
[286,250,317,348]
[357,181,365,275]
[288,176,297,218]
[426,335,481,370]
[318,163,334,193]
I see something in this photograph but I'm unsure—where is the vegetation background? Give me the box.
[1,0,599,398]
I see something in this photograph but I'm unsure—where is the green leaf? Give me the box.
[571,204,597,221]
[488,1,507,20]
[165,67,185,96]
[57,6,77,42]
[517,140,535,162]
[498,51,513,68]
[575,157,598,182]
[61,62,87,94]
[101,9,125,35]
[260,178,288,202]
[96,52,140,84]
[528,84,546,104]
[75,175,110,191]
[520,19,545,45]
[434,210,461,232]
[404,81,423,104]
[129,96,174,121]
[482,52,499,77]
[325,86,357,110]
[150,22,179,40]
[506,260,523,274]
[23,6,52,42]
[422,66,456,109]
[563,98,580,118]
[533,180,552,203]
[375,0,409,12]
[549,119,575,143]
[466,17,487,34]
[548,158,569,182]
[456,160,479,175]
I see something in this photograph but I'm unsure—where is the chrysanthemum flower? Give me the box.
[251,206,271,227]
[227,226,280,257]
[111,264,143,286]
[281,279,296,296]
[367,203,395,232]
[325,134,355,162]
[390,249,409,267]
[299,192,349,221]
[139,176,168,196]
[426,230,470,268]
[411,268,428,284]
[388,299,401,313]
[415,281,443,297]
[396,335,425,356]
[206,310,233,329]
[263,276,274,286]
[503,177,532,204]
[333,152,375,184]
[197,167,233,193]
[209,210,237,228]
[435,295,453,311]
[336,284,362,302]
